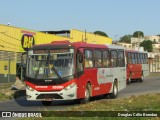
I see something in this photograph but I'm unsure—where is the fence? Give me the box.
[149,55,160,72]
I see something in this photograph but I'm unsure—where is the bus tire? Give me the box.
[127,73,132,84]
[41,101,52,106]
[80,83,90,104]
[109,80,118,99]
[139,72,144,82]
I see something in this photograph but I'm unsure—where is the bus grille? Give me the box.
[36,94,63,99]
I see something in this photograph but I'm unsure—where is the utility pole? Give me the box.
[8,57,10,82]
[84,30,87,42]
[138,32,140,51]
[115,35,119,41]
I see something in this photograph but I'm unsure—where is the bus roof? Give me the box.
[125,50,148,53]
[32,40,124,50]
[106,44,124,50]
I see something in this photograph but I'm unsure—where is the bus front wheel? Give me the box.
[80,84,90,104]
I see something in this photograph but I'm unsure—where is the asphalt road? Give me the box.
[0,76,160,111]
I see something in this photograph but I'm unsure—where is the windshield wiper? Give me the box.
[51,67,64,81]
[62,75,74,79]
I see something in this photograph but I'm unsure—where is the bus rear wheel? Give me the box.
[41,101,52,106]
[127,73,132,84]
[139,72,144,82]
[80,84,90,104]
[109,80,118,99]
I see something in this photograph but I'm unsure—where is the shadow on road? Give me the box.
[13,90,26,99]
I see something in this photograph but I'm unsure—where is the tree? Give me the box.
[133,31,144,37]
[94,31,108,37]
[119,35,132,43]
[140,40,153,52]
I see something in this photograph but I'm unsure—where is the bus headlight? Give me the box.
[26,85,34,91]
[64,83,76,91]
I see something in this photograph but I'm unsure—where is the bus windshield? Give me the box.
[26,49,74,80]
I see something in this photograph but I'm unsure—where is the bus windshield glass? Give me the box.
[26,49,74,79]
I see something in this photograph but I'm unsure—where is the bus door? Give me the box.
[76,49,86,98]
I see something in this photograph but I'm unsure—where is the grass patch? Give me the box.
[33,93,160,119]
[69,93,160,111]
[0,82,25,101]
[0,82,14,101]
[1,82,160,119]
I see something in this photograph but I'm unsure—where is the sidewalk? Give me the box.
[147,72,160,78]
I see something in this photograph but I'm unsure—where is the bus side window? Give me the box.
[141,54,144,64]
[102,50,110,68]
[145,53,148,64]
[131,53,135,64]
[76,50,84,77]
[94,50,102,68]
[118,51,125,67]
[139,53,142,64]
[111,50,118,67]
[84,49,93,68]
[127,53,132,64]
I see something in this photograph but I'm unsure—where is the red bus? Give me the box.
[24,41,126,106]
[125,50,149,84]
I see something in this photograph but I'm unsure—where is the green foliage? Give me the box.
[69,93,160,111]
[93,31,108,37]
[0,82,25,101]
[133,31,144,37]
[140,40,153,52]
[119,35,132,43]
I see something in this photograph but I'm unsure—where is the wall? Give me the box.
[70,29,112,44]
[0,25,112,83]
[0,24,68,83]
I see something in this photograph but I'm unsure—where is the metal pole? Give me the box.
[158,56,160,72]
[138,32,140,51]
[85,30,87,42]
[8,58,10,82]
[21,66,23,81]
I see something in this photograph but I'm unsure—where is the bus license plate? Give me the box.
[45,98,53,101]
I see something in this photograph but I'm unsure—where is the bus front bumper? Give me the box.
[26,84,77,101]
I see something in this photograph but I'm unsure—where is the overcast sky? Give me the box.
[0,0,160,40]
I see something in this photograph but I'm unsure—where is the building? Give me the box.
[148,52,160,72]
[131,35,160,52]
[152,44,160,52]
[0,24,68,83]
[131,35,160,44]
[43,29,112,44]
[144,36,160,43]
[116,42,132,50]
[0,24,112,83]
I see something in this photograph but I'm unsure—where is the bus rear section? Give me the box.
[75,44,126,103]
[126,50,149,84]
[24,41,126,105]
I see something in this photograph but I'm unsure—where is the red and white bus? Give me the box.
[24,41,126,106]
[125,50,149,84]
